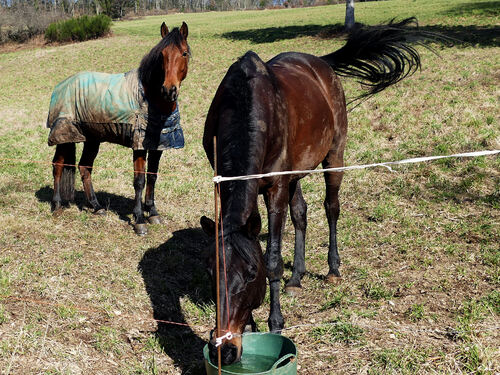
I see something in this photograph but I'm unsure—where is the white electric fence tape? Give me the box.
[213,150,499,183]
[215,331,234,347]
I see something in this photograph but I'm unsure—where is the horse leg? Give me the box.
[263,183,289,332]
[322,151,344,285]
[133,150,148,235]
[144,150,163,224]
[52,143,75,212]
[244,313,258,332]
[78,141,105,214]
[285,180,307,295]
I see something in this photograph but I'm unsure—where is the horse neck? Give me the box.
[143,87,177,115]
[220,180,259,234]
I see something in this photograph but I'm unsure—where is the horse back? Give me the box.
[268,52,348,172]
[203,51,286,174]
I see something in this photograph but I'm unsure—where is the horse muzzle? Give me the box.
[208,339,241,366]
[161,85,178,101]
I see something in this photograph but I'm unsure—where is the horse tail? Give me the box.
[321,17,437,101]
[56,143,76,202]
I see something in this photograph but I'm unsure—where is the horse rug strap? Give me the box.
[46,69,184,151]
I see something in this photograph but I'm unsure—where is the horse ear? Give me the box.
[245,211,261,239]
[160,22,169,38]
[200,216,215,238]
[180,22,188,39]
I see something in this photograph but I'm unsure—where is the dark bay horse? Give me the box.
[200,18,430,365]
[47,22,190,235]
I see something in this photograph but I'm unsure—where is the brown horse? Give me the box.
[47,22,190,235]
[201,18,431,365]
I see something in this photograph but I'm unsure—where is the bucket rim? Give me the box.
[203,332,297,375]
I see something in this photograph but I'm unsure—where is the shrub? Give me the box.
[45,14,111,43]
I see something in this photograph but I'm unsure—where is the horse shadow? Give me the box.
[138,227,212,374]
[35,185,136,223]
[220,22,499,48]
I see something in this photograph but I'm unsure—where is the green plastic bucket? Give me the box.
[203,333,297,375]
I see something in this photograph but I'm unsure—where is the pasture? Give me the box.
[0,0,498,373]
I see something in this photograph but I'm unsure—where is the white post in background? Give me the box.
[345,0,355,31]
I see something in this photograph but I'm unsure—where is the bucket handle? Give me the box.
[271,353,296,371]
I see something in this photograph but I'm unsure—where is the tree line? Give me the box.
[1,0,347,18]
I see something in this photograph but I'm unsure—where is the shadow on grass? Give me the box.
[221,24,335,44]
[442,1,500,18]
[139,227,212,375]
[35,185,136,223]
[220,22,499,48]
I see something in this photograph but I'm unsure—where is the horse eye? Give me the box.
[182,51,188,57]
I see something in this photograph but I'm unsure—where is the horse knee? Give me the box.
[324,199,340,220]
[133,176,145,191]
[264,252,284,281]
[291,201,307,231]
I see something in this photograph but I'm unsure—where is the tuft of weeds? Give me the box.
[0,270,11,296]
[361,282,394,300]
[370,347,429,375]
[320,288,356,311]
[93,326,123,354]
[310,320,365,345]
[0,304,8,324]
[455,344,495,375]
[405,303,426,322]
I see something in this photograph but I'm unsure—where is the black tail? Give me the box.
[61,165,75,202]
[54,143,76,202]
[321,18,439,101]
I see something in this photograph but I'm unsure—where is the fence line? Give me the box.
[1,149,498,182]
[2,294,499,337]
[213,150,500,183]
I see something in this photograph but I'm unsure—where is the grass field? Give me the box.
[0,0,499,373]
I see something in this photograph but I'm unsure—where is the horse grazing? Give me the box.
[200,18,431,365]
[47,22,190,235]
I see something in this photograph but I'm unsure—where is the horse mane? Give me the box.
[138,27,189,92]
[214,52,275,231]
[224,231,261,270]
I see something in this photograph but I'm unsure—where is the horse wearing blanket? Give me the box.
[47,22,190,235]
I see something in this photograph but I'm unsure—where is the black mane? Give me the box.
[138,27,189,91]
[224,231,261,270]
[216,52,273,230]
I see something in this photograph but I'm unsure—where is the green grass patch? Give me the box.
[311,320,365,345]
[370,348,429,374]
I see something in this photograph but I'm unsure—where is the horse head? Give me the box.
[200,214,267,365]
[139,22,190,106]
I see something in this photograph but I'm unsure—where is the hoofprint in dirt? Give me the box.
[0,0,499,374]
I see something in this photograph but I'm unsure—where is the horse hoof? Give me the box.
[284,286,302,296]
[93,208,106,216]
[134,223,148,236]
[326,274,342,285]
[148,215,162,225]
[52,208,64,217]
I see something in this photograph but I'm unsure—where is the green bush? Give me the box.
[45,15,111,43]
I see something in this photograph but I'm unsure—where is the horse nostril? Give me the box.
[208,341,239,366]
[169,86,178,100]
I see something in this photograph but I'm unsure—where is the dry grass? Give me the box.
[0,0,499,374]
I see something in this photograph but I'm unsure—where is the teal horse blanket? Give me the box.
[46,69,184,151]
